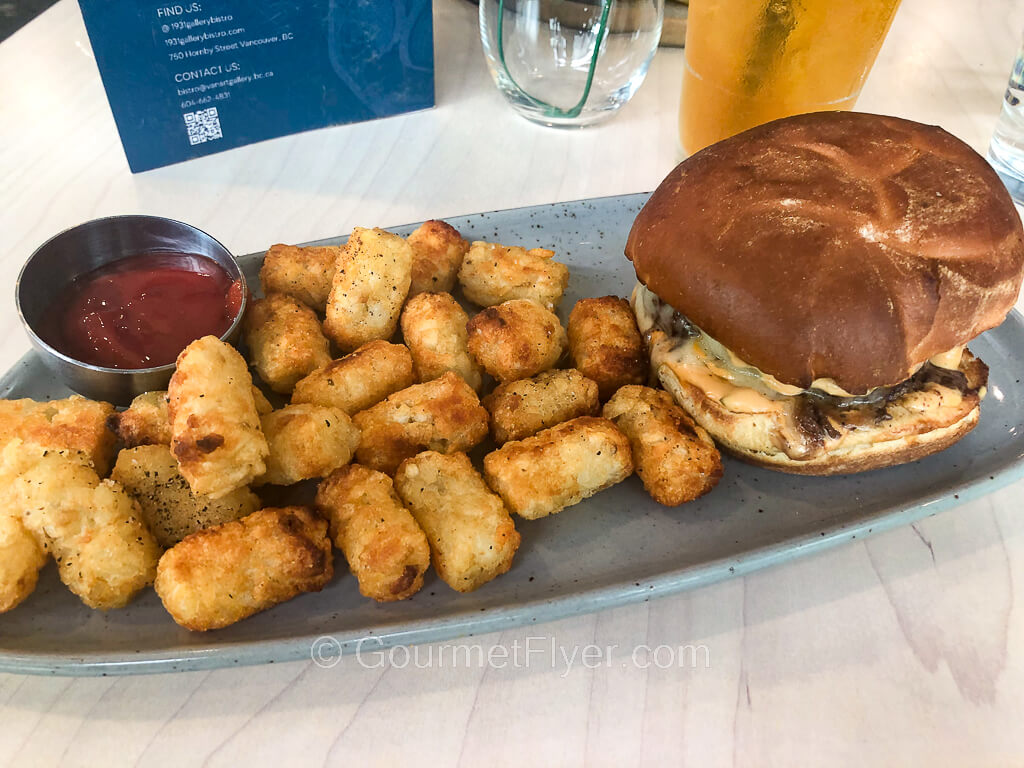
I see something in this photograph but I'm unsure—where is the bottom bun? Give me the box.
[655,351,987,476]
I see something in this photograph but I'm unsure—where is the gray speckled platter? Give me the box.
[3,192,1024,676]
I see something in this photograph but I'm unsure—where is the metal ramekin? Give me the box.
[15,215,247,406]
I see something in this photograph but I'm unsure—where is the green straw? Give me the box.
[496,0,614,120]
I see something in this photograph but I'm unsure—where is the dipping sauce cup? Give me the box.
[16,215,246,406]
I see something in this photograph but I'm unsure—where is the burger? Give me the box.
[625,111,1024,475]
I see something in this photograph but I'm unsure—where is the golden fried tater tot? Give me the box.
[400,292,483,391]
[457,241,569,310]
[568,296,647,401]
[407,220,469,296]
[0,513,47,613]
[243,293,332,394]
[155,506,333,631]
[324,227,413,352]
[0,395,115,475]
[353,372,489,475]
[291,340,415,415]
[483,416,633,520]
[394,452,519,592]
[603,385,722,506]
[466,299,567,383]
[2,440,160,610]
[259,243,341,313]
[168,336,269,499]
[110,387,269,447]
[112,445,260,547]
[257,404,360,486]
[483,369,600,444]
[315,464,430,601]
[53,480,161,610]
[108,391,171,447]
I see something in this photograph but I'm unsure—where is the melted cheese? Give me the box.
[723,386,784,414]
[660,345,820,460]
[929,346,964,370]
[632,283,964,398]
[631,284,976,462]
[663,339,783,414]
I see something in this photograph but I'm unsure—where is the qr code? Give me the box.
[183,107,222,146]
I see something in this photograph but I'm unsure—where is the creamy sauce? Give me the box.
[660,338,782,414]
[631,283,974,461]
[633,284,966,399]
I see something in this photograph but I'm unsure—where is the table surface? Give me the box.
[2,0,1023,765]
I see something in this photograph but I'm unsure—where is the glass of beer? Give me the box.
[679,0,902,156]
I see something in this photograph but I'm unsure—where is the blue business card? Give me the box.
[78,0,435,173]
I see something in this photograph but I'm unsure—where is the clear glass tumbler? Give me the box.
[988,32,1024,205]
[479,0,664,127]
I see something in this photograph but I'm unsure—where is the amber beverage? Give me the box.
[679,0,901,156]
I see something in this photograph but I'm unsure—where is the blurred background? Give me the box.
[0,0,689,45]
[0,0,55,41]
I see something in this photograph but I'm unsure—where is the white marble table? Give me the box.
[1,0,1023,764]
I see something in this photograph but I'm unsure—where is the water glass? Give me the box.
[479,0,664,127]
[988,32,1024,205]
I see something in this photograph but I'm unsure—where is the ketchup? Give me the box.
[42,252,243,369]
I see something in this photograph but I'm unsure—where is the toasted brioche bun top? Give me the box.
[626,111,1024,394]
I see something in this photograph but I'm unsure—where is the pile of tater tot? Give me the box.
[0,220,723,630]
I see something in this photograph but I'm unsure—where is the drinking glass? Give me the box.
[988,31,1024,205]
[679,0,901,156]
[479,0,664,127]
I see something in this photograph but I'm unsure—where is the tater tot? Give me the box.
[243,293,332,394]
[315,464,430,601]
[110,387,269,447]
[400,292,483,391]
[112,445,260,547]
[483,417,633,520]
[0,395,116,475]
[466,299,567,383]
[603,386,722,506]
[394,452,519,592]
[458,241,569,310]
[108,391,172,447]
[257,404,360,486]
[353,372,489,475]
[568,296,647,401]
[407,220,469,296]
[291,340,416,415]
[324,227,413,352]
[483,369,600,444]
[0,513,47,613]
[259,243,340,313]
[2,440,161,610]
[168,336,269,499]
[155,506,333,631]
[57,480,162,610]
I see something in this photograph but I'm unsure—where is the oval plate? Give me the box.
[2,192,1024,676]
